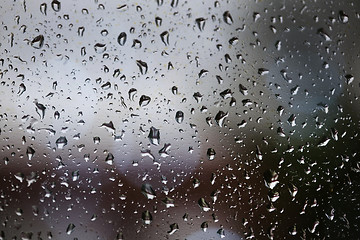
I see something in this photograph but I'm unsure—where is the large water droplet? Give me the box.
[117,32,127,46]
[207,148,216,160]
[139,95,151,107]
[66,223,75,235]
[141,183,156,199]
[55,136,67,149]
[148,127,160,145]
[94,43,106,53]
[26,146,35,160]
[40,3,47,15]
[198,198,211,211]
[31,35,44,49]
[142,210,153,225]
[195,18,206,31]
[136,60,148,74]
[51,0,61,12]
[175,111,184,124]
[160,31,169,46]
[223,11,233,24]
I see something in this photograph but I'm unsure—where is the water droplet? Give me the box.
[51,0,61,12]
[136,60,148,74]
[34,101,46,119]
[55,136,67,149]
[105,153,114,165]
[264,170,279,189]
[128,88,137,101]
[195,18,206,31]
[162,197,175,208]
[215,111,228,127]
[207,148,216,160]
[54,111,60,119]
[170,0,179,8]
[331,128,338,141]
[229,37,239,45]
[339,11,349,23]
[220,89,232,99]
[66,223,75,235]
[258,68,269,75]
[18,83,26,96]
[160,31,169,46]
[148,127,160,145]
[139,95,151,107]
[345,74,354,85]
[141,183,156,199]
[72,170,79,181]
[31,35,44,49]
[167,223,179,235]
[217,228,225,238]
[132,39,142,49]
[317,28,331,41]
[94,43,106,53]
[40,3,47,15]
[175,111,184,123]
[142,210,153,224]
[171,86,178,95]
[193,178,200,188]
[117,4,128,11]
[77,27,85,37]
[198,198,211,211]
[223,11,233,25]
[239,84,248,95]
[201,222,208,232]
[117,32,127,46]
[193,92,203,103]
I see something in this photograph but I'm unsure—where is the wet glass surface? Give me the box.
[0,0,359,239]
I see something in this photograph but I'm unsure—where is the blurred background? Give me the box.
[0,0,359,239]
